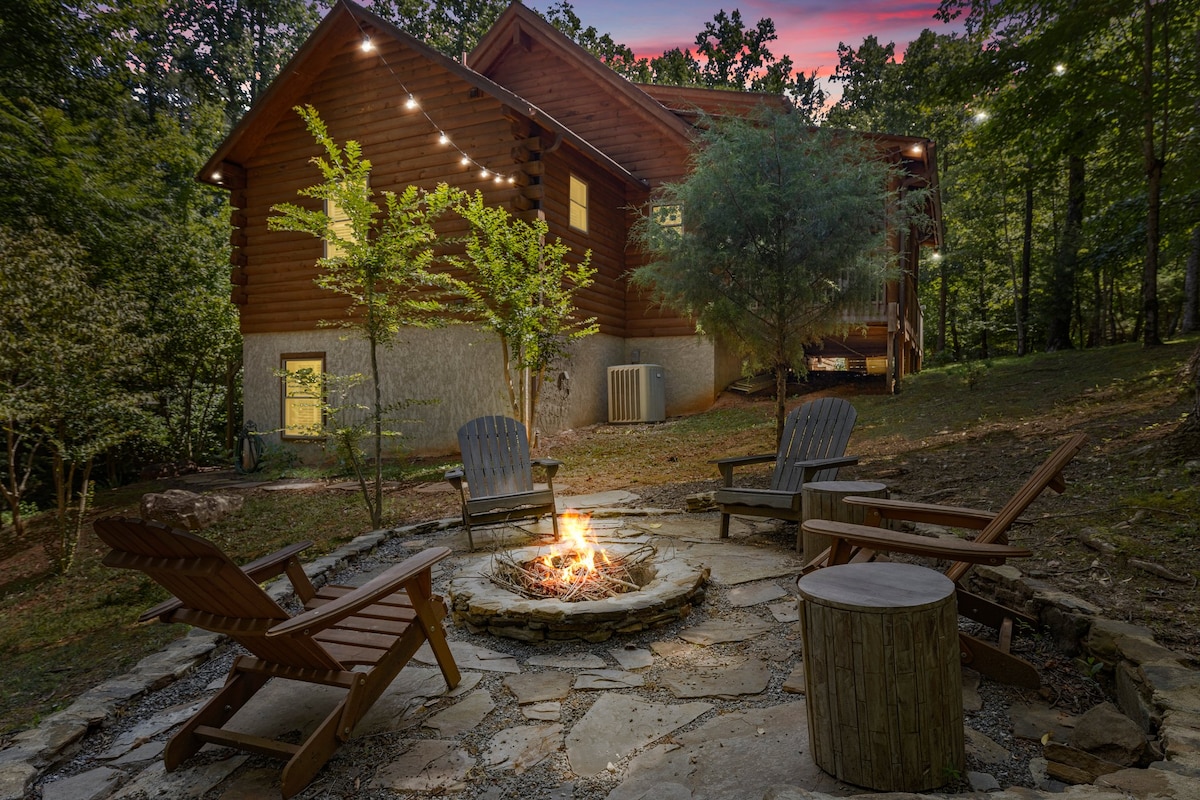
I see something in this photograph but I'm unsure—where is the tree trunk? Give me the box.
[1183,224,1200,333]
[937,258,947,354]
[774,362,788,446]
[1017,169,1033,356]
[1047,152,1084,351]
[1140,0,1164,348]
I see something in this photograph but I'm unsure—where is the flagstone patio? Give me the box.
[15,490,1200,800]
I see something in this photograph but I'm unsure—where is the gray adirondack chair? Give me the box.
[713,397,858,538]
[445,416,561,550]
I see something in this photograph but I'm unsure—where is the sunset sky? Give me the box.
[528,1,961,84]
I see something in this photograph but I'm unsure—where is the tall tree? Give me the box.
[631,110,925,442]
[270,106,462,527]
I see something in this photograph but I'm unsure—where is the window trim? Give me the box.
[280,352,326,440]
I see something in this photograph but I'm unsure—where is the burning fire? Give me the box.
[534,510,612,591]
[488,510,653,602]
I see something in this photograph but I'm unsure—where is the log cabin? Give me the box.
[198,0,942,458]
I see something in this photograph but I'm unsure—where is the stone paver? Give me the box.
[371,740,473,793]
[662,658,772,699]
[484,723,564,772]
[565,693,712,776]
[423,689,495,736]
[504,671,574,704]
[609,645,654,670]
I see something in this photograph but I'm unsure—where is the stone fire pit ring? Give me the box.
[447,543,710,643]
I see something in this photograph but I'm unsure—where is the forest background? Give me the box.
[2,0,1198,570]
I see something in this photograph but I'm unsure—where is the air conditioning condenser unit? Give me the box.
[607,364,666,423]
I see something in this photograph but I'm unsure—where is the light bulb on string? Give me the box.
[349,11,516,187]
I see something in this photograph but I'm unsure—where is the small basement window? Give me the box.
[281,353,325,438]
[569,174,588,233]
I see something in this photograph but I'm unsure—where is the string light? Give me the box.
[345,1,517,185]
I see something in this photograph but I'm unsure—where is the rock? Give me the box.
[967,770,1001,791]
[1044,742,1124,784]
[41,766,123,800]
[139,489,243,530]
[1070,702,1148,766]
[685,491,716,511]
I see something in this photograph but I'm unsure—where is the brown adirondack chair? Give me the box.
[801,432,1088,688]
[445,415,561,550]
[713,397,859,538]
[94,517,461,799]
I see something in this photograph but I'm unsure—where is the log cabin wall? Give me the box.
[236,32,528,335]
[473,8,698,339]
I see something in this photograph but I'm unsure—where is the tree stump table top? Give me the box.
[796,561,954,611]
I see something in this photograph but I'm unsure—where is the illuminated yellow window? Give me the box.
[323,194,357,259]
[569,174,588,233]
[281,354,325,438]
[652,204,682,235]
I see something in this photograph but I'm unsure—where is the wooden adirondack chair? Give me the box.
[94,517,461,799]
[445,415,561,550]
[801,432,1088,688]
[713,397,859,538]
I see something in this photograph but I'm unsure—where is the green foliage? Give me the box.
[452,190,598,435]
[631,109,924,441]
[0,221,150,571]
[370,0,508,58]
[269,106,461,526]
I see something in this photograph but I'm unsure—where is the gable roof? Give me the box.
[469,2,699,148]
[197,0,647,190]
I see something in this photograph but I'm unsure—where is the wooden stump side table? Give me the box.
[796,562,964,792]
[800,480,887,562]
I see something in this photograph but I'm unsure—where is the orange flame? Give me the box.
[535,510,610,591]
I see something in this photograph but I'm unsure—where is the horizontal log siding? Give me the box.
[237,34,533,335]
[537,147,628,336]
[480,41,690,187]
[482,41,699,338]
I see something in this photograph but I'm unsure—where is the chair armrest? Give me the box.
[842,496,998,530]
[267,546,453,638]
[531,458,562,482]
[796,455,859,483]
[137,540,315,623]
[709,453,776,486]
[445,468,464,491]
[241,541,314,583]
[803,519,1031,566]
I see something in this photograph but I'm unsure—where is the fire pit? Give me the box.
[447,513,709,642]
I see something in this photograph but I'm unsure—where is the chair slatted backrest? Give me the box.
[458,416,534,498]
[772,397,857,493]
[95,517,343,671]
[944,432,1088,583]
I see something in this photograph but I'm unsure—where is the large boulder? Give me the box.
[139,489,243,531]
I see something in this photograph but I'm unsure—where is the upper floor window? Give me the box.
[569,174,588,233]
[652,204,683,236]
